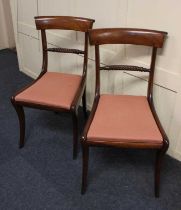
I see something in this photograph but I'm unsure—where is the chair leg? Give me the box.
[81,143,89,194]
[72,111,78,159]
[12,102,25,148]
[154,143,168,197]
[82,89,88,119]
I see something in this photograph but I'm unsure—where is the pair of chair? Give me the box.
[11,16,169,197]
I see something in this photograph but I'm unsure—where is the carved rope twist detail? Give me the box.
[46,47,84,54]
[99,65,150,72]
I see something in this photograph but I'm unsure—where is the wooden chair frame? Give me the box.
[11,16,95,159]
[81,28,169,197]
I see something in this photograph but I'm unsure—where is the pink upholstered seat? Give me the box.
[87,94,163,145]
[15,72,82,109]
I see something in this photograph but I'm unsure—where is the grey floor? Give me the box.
[0,49,181,210]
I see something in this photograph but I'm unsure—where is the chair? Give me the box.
[81,28,169,197]
[11,16,95,159]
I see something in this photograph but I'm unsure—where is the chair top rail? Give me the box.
[35,16,95,32]
[89,28,167,47]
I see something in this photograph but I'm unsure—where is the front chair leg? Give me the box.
[11,100,25,148]
[155,142,168,197]
[81,143,89,194]
[82,88,88,119]
[72,111,78,159]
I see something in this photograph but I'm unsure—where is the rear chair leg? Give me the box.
[81,143,89,194]
[155,142,169,197]
[82,89,88,119]
[11,99,25,148]
[72,111,78,159]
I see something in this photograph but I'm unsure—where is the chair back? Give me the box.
[35,16,95,74]
[89,28,167,101]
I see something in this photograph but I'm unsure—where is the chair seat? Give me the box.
[15,72,82,109]
[87,94,163,145]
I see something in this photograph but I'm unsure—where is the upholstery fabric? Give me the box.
[15,72,82,109]
[87,94,163,145]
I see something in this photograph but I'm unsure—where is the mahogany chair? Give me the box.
[81,28,169,197]
[11,16,95,159]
